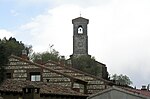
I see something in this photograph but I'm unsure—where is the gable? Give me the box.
[88,87,148,99]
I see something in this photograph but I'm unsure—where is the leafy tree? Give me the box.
[0,43,8,83]
[0,37,32,57]
[71,55,101,76]
[110,74,133,86]
[32,49,61,63]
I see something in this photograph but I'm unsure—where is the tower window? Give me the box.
[78,26,83,34]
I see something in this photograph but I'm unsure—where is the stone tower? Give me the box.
[69,17,108,79]
[72,17,89,57]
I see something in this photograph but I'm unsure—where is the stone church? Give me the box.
[70,16,108,79]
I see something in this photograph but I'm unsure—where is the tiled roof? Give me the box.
[7,55,113,94]
[88,86,150,99]
[45,60,112,84]
[0,79,87,97]
[72,17,89,23]
[9,55,112,84]
[123,87,150,97]
[9,55,87,84]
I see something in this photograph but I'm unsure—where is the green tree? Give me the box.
[71,55,100,76]
[32,49,60,63]
[0,37,32,57]
[111,74,133,86]
[0,43,8,83]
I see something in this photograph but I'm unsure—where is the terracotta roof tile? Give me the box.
[0,79,87,96]
[123,87,150,97]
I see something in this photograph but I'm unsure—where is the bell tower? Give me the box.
[72,17,89,57]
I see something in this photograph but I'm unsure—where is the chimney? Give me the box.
[21,50,29,60]
[22,85,40,99]
[141,85,147,90]
[60,56,65,65]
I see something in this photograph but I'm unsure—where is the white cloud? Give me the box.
[0,29,14,39]
[17,5,83,55]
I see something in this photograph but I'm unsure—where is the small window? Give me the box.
[26,89,28,93]
[6,73,11,79]
[30,72,41,81]
[31,75,41,81]
[46,79,50,82]
[78,26,83,34]
[35,89,39,94]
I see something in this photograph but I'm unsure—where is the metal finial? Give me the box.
[80,11,81,17]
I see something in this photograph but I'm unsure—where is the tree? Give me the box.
[110,74,133,86]
[0,43,8,83]
[71,55,101,76]
[0,37,32,57]
[31,49,61,63]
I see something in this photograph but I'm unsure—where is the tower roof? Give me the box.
[72,17,89,24]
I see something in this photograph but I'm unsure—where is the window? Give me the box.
[78,26,83,34]
[30,72,41,81]
[35,89,39,94]
[46,79,50,82]
[31,75,41,81]
[6,73,11,79]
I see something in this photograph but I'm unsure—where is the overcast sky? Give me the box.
[1,0,150,88]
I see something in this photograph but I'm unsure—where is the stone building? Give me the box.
[3,55,113,95]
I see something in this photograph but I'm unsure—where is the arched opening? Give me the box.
[78,26,83,34]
